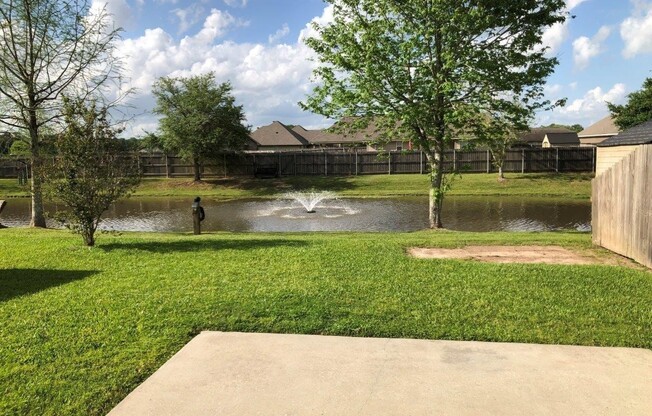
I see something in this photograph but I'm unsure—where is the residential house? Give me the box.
[290,126,366,150]
[249,120,411,151]
[541,132,580,147]
[577,116,619,147]
[517,127,575,147]
[595,118,652,176]
[249,121,310,151]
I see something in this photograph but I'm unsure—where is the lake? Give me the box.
[0,196,591,232]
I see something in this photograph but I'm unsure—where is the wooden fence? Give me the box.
[0,147,596,179]
[592,145,652,269]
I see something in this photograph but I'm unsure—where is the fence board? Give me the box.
[592,145,652,269]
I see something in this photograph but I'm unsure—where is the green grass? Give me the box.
[0,172,593,199]
[0,229,650,414]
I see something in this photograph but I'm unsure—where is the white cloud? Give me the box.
[545,84,563,96]
[539,83,627,126]
[90,0,135,29]
[572,26,611,70]
[541,22,568,55]
[540,0,591,55]
[621,1,652,58]
[224,0,248,7]
[269,24,290,44]
[172,4,205,34]
[116,5,336,136]
[299,4,335,42]
[566,0,589,9]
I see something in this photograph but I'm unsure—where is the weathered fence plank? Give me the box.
[592,145,652,269]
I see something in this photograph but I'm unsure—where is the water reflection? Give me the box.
[0,196,591,232]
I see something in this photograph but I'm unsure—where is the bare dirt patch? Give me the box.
[408,245,601,265]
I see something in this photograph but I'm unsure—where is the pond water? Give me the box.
[0,196,591,232]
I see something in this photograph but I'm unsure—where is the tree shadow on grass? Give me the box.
[0,269,97,303]
[98,238,309,253]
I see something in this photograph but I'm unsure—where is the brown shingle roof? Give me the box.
[544,132,579,145]
[578,116,619,137]
[250,121,309,147]
[519,127,574,143]
[290,126,360,145]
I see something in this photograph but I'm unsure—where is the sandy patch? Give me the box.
[408,245,598,265]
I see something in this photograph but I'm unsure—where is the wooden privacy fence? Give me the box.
[0,147,596,179]
[592,145,652,269]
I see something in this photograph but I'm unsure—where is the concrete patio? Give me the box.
[109,332,652,415]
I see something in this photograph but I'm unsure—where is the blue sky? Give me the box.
[95,0,652,136]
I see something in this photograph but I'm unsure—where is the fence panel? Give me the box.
[295,153,324,175]
[592,145,651,268]
[357,152,389,174]
[0,148,597,179]
[391,152,422,173]
[451,150,489,173]
[327,152,355,176]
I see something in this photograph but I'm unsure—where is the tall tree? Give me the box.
[152,73,250,182]
[608,77,652,130]
[0,0,121,227]
[303,0,566,228]
[42,98,141,246]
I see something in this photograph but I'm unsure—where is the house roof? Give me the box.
[250,121,309,147]
[519,127,574,143]
[290,126,360,145]
[544,132,579,145]
[578,116,619,138]
[598,119,652,147]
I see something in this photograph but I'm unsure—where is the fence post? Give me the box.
[453,149,457,171]
[355,150,359,175]
[388,151,392,175]
[420,151,423,174]
[165,154,170,178]
[278,153,282,177]
[486,150,490,173]
[556,148,559,173]
[592,147,596,173]
[223,153,227,178]
[324,151,328,176]
[521,149,525,174]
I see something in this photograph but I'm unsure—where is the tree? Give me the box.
[0,0,121,227]
[608,77,652,130]
[42,98,141,247]
[302,0,566,228]
[542,123,583,132]
[475,115,523,181]
[152,73,251,181]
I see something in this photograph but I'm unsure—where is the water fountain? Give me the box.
[282,191,337,213]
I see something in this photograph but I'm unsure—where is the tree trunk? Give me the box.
[427,153,444,229]
[83,231,95,247]
[498,165,505,181]
[193,158,201,182]
[28,108,46,228]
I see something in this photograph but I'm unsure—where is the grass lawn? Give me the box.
[0,229,650,415]
[0,172,593,199]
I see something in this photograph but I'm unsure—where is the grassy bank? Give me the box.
[0,172,593,200]
[0,229,649,414]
